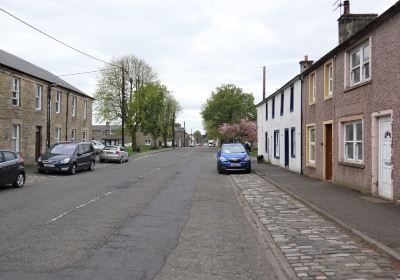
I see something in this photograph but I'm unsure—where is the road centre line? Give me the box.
[47,192,113,224]
[148,168,160,174]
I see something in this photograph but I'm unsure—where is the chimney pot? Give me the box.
[304,55,308,62]
[343,0,350,15]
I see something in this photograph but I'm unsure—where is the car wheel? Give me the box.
[88,160,95,171]
[100,158,105,163]
[119,157,123,164]
[69,163,77,175]
[217,165,223,174]
[126,156,129,162]
[37,166,43,174]
[246,167,251,174]
[13,172,25,188]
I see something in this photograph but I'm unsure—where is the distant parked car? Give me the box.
[100,145,129,163]
[37,142,96,175]
[216,143,251,174]
[91,140,105,154]
[0,149,25,188]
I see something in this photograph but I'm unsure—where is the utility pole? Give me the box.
[263,66,266,100]
[172,110,175,149]
[183,121,186,147]
[121,64,125,147]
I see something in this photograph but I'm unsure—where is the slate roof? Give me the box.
[92,125,120,131]
[0,48,93,99]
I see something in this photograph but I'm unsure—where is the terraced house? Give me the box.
[302,1,400,202]
[256,74,302,173]
[0,49,93,164]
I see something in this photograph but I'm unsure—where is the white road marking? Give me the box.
[47,191,113,224]
[148,167,160,174]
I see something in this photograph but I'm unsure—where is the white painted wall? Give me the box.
[257,78,302,173]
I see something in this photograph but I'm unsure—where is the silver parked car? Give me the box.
[91,140,105,155]
[99,145,129,163]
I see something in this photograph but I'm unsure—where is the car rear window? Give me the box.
[50,143,77,155]
[103,146,118,151]
[221,145,246,154]
[3,151,17,161]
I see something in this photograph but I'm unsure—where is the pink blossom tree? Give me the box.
[218,119,256,143]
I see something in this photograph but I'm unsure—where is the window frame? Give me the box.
[265,132,268,153]
[273,130,280,159]
[306,124,316,166]
[280,92,284,116]
[349,41,370,86]
[11,124,20,152]
[54,128,61,143]
[12,77,20,107]
[83,100,87,119]
[265,101,268,120]
[324,60,334,99]
[72,96,77,117]
[82,130,87,142]
[308,72,316,105]
[343,120,363,163]
[71,129,76,142]
[272,98,275,119]
[35,84,42,111]
[289,85,294,112]
[290,127,296,158]
[56,91,61,114]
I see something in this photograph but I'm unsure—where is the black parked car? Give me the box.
[37,142,96,175]
[0,149,25,188]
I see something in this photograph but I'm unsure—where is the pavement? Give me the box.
[251,160,400,262]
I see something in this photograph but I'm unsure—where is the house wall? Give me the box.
[257,79,302,173]
[302,10,400,201]
[0,67,92,165]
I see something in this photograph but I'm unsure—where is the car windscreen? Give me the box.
[50,144,77,155]
[221,145,246,154]
[103,146,118,151]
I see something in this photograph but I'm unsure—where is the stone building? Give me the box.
[92,124,155,147]
[302,1,400,202]
[0,49,93,164]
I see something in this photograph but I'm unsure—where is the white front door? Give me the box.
[378,117,393,199]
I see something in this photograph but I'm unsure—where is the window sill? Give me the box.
[344,80,371,93]
[324,95,333,101]
[309,102,315,106]
[338,161,365,169]
[306,162,316,168]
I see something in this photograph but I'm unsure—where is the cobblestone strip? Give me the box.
[232,174,400,280]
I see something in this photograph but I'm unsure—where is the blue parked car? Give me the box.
[217,143,251,174]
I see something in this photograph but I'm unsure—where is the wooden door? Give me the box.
[325,124,333,180]
[35,126,42,161]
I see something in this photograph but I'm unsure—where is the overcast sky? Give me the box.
[0,0,397,134]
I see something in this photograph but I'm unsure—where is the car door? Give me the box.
[83,144,92,168]
[76,144,87,170]
[0,152,6,184]
[120,147,128,160]
[2,152,18,184]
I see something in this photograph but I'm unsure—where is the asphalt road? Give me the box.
[0,147,281,280]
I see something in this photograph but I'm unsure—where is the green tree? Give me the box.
[94,55,157,150]
[160,93,180,147]
[201,84,256,139]
[141,82,167,148]
[193,130,202,144]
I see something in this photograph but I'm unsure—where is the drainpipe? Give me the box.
[46,83,57,149]
[299,76,304,175]
[65,91,70,141]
